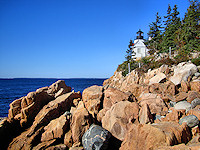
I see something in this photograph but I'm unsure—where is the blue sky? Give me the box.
[0,0,190,78]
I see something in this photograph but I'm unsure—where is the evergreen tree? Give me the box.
[164,4,172,27]
[179,0,200,54]
[125,40,134,61]
[125,48,133,61]
[161,4,181,53]
[147,12,163,51]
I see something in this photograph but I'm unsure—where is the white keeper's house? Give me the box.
[129,29,149,60]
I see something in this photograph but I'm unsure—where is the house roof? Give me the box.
[134,39,146,47]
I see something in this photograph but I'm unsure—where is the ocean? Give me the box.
[0,78,106,117]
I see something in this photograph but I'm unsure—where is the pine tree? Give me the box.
[164,4,172,27]
[147,12,163,52]
[161,4,181,53]
[180,0,200,54]
[125,40,134,61]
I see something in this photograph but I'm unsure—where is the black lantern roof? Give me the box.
[136,29,144,39]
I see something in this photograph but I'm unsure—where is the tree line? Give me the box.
[121,0,199,76]
[146,0,199,59]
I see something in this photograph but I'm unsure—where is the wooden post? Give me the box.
[139,62,141,68]
[128,63,131,74]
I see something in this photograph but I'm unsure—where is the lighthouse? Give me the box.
[132,29,148,60]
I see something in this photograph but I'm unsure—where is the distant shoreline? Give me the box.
[0,78,108,80]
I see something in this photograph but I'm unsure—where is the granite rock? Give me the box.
[82,85,103,117]
[82,124,111,150]
[190,80,200,93]
[139,103,153,124]
[170,62,197,85]
[191,98,200,109]
[187,105,200,120]
[103,87,132,110]
[139,93,167,115]
[120,122,191,150]
[179,115,199,128]
[71,101,92,145]
[102,101,139,141]
[174,101,192,112]
[149,73,166,85]
[187,91,200,103]
[41,113,69,142]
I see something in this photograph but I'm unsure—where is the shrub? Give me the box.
[117,60,138,77]
[174,54,189,64]
[191,57,200,66]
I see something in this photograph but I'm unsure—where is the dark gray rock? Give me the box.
[179,115,199,128]
[191,98,200,109]
[82,124,111,150]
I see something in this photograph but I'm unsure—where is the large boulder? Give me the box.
[148,81,177,97]
[149,73,166,85]
[8,80,71,128]
[174,92,188,102]
[120,83,147,99]
[191,98,200,109]
[20,90,54,127]
[70,101,92,146]
[139,93,167,115]
[139,103,153,124]
[170,62,197,85]
[8,127,44,150]
[29,92,81,136]
[82,124,111,150]
[187,91,200,103]
[97,109,107,123]
[102,101,139,141]
[8,97,23,121]
[179,115,199,128]
[181,80,189,92]
[145,64,169,81]
[103,71,124,89]
[188,105,200,120]
[47,80,71,97]
[8,89,54,127]
[41,113,70,142]
[120,122,192,150]
[162,109,184,122]
[190,80,200,93]
[8,92,81,150]
[174,101,192,112]
[82,85,103,117]
[103,87,132,110]
[120,70,140,89]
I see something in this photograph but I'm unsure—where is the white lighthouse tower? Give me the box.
[132,29,148,60]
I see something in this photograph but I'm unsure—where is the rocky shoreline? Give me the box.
[0,61,200,150]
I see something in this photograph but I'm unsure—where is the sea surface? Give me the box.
[0,78,106,117]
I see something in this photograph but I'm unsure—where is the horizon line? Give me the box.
[0,77,108,79]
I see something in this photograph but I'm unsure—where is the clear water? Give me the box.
[0,78,106,117]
